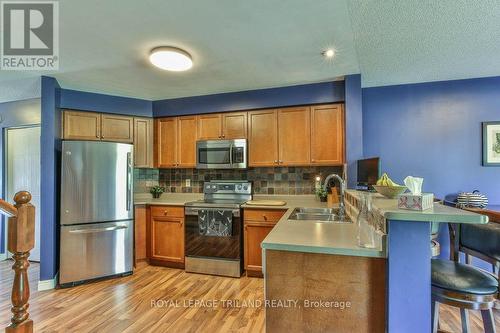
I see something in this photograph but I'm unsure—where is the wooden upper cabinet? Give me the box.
[222,112,247,139]
[177,116,197,168]
[133,117,153,168]
[310,104,345,165]
[278,106,311,166]
[63,110,101,140]
[248,109,279,167]
[101,114,134,143]
[197,114,222,140]
[155,118,177,168]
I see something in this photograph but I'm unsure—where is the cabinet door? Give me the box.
[278,107,311,166]
[244,222,275,277]
[197,114,222,140]
[63,110,101,140]
[177,116,197,168]
[222,112,247,139]
[133,117,153,168]
[134,205,148,265]
[150,216,184,264]
[248,109,279,167]
[311,104,345,165]
[101,114,134,143]
[155,118,178,168]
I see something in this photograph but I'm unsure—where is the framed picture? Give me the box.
[482,121,500,166]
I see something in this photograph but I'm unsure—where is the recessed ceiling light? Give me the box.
[322,49,335,59]
[149,47,193,71]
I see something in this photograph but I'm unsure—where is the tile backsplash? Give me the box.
[135,166,342,195]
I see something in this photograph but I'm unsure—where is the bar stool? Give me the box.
[431,259,498,333]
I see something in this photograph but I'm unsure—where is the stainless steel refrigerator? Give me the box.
[59,140,134,286]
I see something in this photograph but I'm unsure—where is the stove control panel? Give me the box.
[203,181,252,195]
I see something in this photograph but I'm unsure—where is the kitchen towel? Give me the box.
[198,209,233,236]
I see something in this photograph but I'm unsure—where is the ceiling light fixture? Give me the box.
[322,49,335,59]
[149,47,193,71]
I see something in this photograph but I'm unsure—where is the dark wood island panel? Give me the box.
[265,250,386,333]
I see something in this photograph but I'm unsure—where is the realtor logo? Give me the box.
[1,1,59,70]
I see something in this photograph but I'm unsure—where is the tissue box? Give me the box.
[398,193,434,211]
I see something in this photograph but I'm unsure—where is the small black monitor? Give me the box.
[357,157,380,189]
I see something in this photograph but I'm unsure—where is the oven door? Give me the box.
[196,139,247,169]
[185,207,242,259]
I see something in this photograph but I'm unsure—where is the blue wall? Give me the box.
[60,89,152,116]
[39,83,156,281]
[345,74,363,188]
[0,98,41,253]
[363,76,500,204]
[153,81,345,116]
[40,76,61,281]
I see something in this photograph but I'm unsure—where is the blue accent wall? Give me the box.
[60,89,152,116]
[363,76,500,204]
[40,76,61,281]
[345,74,363,188]
[153,81,345,117]
[363,76,500,265]
[0,98,41,254]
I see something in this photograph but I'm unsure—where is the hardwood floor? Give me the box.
[0,260,498,332]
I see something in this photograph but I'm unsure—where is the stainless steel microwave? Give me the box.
[196,139,247,169]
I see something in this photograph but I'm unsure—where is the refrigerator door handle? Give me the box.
[126,152,132,211]
[68,225,128,234]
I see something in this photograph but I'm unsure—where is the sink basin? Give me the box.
[288,207,351,223]
[295,207,336,214]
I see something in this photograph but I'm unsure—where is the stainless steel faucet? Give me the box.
[323,174,346,219]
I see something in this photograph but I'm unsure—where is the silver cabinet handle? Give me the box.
[69,225,128,234]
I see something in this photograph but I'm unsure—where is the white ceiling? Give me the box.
[1,0,500,102]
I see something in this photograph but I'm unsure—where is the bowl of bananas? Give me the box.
[373,173,407,199]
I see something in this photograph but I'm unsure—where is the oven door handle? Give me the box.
[185,207,240,217]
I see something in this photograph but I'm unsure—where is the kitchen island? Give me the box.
[261,190,488,333]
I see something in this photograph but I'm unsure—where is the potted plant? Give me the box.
[150,186,165,199]
[315,188,328,202]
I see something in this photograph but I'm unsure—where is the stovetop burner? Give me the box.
[185,181,252,209]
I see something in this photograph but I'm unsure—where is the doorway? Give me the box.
[4,126,41,261]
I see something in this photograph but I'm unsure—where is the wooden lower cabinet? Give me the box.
[134,205,148,266]
[243,208,286,277]
[147,205,185,268]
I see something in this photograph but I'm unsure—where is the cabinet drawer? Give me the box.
[150,206,184,218]
[244,209,286,223]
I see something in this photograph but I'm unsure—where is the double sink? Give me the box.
[288,207,352,223]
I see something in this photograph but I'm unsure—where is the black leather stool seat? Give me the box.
[461,223,500,261]
[431,259,498,295]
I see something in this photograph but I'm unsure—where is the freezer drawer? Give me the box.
[59,220,133,285]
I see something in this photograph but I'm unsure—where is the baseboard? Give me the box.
[38,276,57,291]
[0,253,7,261]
